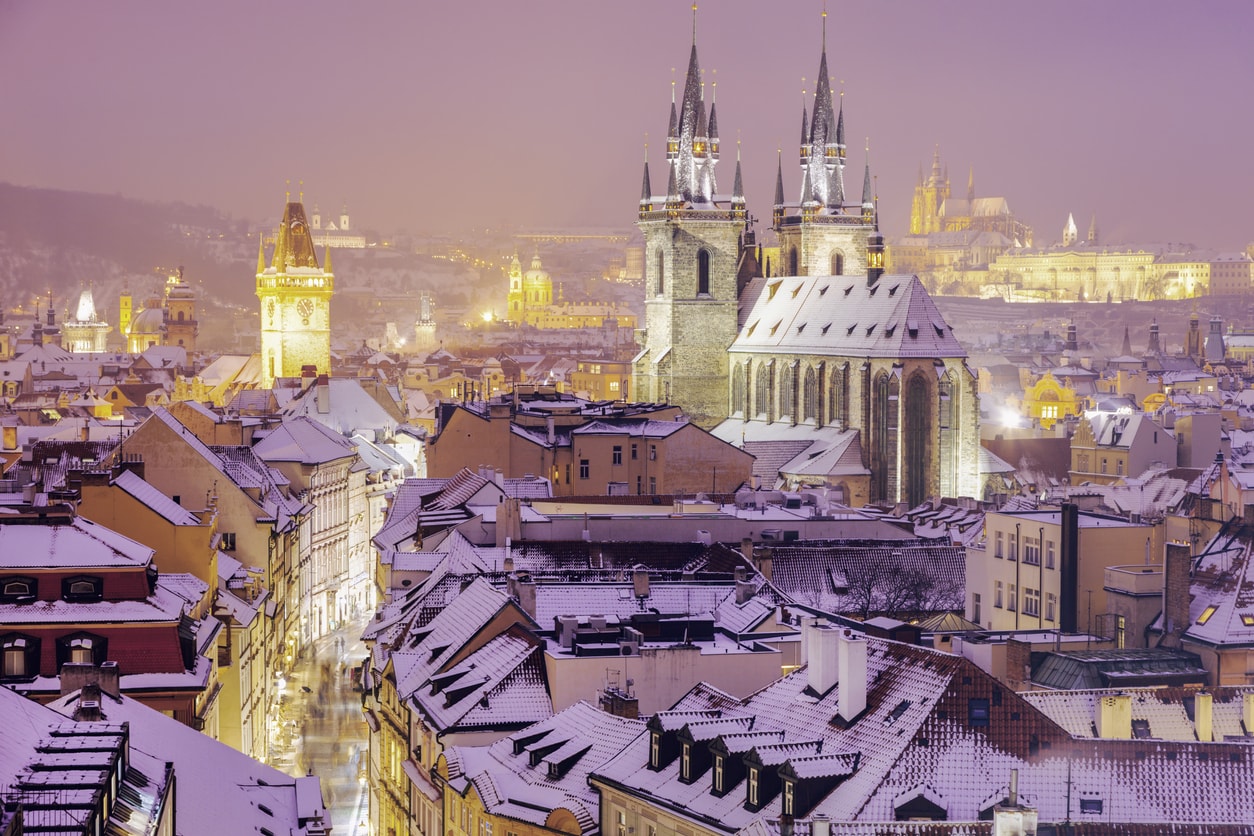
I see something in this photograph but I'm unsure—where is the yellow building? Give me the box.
[1022,371,1083,429]
[256,199,334,388]
[966,506,1160,638]
[504,251,636,330]
[123,271,199,354]
[568,358,631,401]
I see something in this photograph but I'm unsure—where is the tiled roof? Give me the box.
[113,469,202,526]
[1025,687,1254,742]
[732,275,966,359]
[0,514,153,569]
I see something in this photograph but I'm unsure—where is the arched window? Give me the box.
[871,371,895,502]
[830,364,849,427]
[788,247,799,276]
[655,249,665,296]
[177,311,185,322]
[778,363,796,422]
[802,367,818,422]
[754,363,770,418]
[697,249,711,296]
[731,363,746,417]
[831,251,845,276]
[904,373,931,507]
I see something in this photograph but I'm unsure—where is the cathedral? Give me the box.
[256,199,334,388]
[631,13,980,506]
[119,271,197,354]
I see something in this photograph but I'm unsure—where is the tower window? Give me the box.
[697,249,711,296]
[788,247,799,276]
[831,252,844,276]
[655,249,665,296]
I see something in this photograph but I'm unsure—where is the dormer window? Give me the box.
[649,732,661,770]
[57,632,107,670]
[747,766,759,807]
[713,755,724,793]
[1,633,39,680]
[62,575,103,603]
[0,576,36,602]
[783,779,795,816]
[681,742,691,781]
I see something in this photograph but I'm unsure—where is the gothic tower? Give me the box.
[631,14,746,427]
[773,14,873,278]
[257,199,334,388]
[908,149,949,235]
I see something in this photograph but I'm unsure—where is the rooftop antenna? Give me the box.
[692,2,698,44]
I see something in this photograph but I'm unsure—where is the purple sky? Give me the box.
[3,1,1252,248]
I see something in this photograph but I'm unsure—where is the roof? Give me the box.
[253,415,357,465]
[112,468,202,526]
[732,274,967,360]
[0,512,154,569]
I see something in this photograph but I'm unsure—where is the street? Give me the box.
[271,619,371,835]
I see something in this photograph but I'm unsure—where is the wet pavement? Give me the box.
[270,619,371,835]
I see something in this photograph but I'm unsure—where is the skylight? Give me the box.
[1197,605,1217,625]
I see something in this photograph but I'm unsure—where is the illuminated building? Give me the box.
[60,286,112,353]
[632,11,981,505]
[413,292,438,352]
[121,271,198,354]
[256,199,334,388]
[503,250,637,330]
[309,201,366,248]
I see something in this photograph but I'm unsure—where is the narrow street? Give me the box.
[271,618,371,834]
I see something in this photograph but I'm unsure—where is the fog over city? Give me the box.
[3,0,1252,245]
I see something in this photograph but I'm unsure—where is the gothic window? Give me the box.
[788,247,799,276]
[731,364,746,417]
[831,251,845,276]
[778,363,795,421]
[904,373,931,507]
[697,249,711,296]
[829,364,849,427]
[754,363,770,419]
[802,367,818,422]
[655,249,665,296]
[871,371,894,502]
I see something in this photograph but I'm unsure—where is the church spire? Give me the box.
[967,166,975,203]
[773,149,786,228]
[731,144,746,219]
[1121,326,1132,356]
[323,242,333,275]
[861,142,874,222]
[639,154,654,217]
[256,235,267,274]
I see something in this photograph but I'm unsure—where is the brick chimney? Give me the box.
[1161,542,1192,647]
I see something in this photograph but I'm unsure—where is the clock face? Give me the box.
[297,298,314,324]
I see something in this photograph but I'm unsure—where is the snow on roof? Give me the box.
[732,274,966,359]
[45,690,330,836]
[112,468,202,526]
[0,513,153,568]
[281,377,398,437]
[253,415,357,465]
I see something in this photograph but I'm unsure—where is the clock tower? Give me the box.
[256,199,334,388]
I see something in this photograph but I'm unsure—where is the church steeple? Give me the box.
[731,145,746,219]
[773,150,786,228]
[861,145,874,223]
[256,235,267,275]
[639,157,654,217]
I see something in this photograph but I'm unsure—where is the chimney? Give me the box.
[1194,691,1213,742]
[61,661,120,700]
[316,374,330,414]
[1096,693,1132,739]
[993,768,1039,836]
[735,579,755,605]
[740,537,754,563]
[1161,542,1192,647]
[1059,504,1080,633]
[836,629,868,722]
[1,417,16,452]
[810,815,831,836]
[806,623,840,695]
[633,568,650,598]
[514,577,537,618]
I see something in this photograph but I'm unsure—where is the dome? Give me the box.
[166,281,194,301]
[130,306,165,335]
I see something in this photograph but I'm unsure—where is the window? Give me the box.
[968,698,991,727]
[1116,614,1126,649]
[612,446,622,466]
[62,575,103,603]
[649,476,656,495]
[631,443,638,460]
[713,755,724,793]
[788,247,798,276]
[1,634,39,680]
[1197,605,1217,625]
[649,733,660,769]
[680,742,691,780]
[994,531,1004,558]
[697,249,711,296]
[1008,534,1018,562]
[0,576,36,602]
[1116,459,1124,475]
[1079,798,1103,815]
[1101,458,1108,474]
[617,811,627,836]
[971,593,981,624]
[783,779,795,815]
[1023,536,1040,566]
[649,445,657,461]
[1045,540,1056,569]
[655,250,665,296]
[579,459,589,480]
[564,464,570,484]
[1046,593,1057,622]
[1008,584,1017,612]
[994,581,1003,609]
[830,252,844,276]
[747,766,759,807]
[220,532,236,551]
[58,632,106,670]
[1024,587,1040,617]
